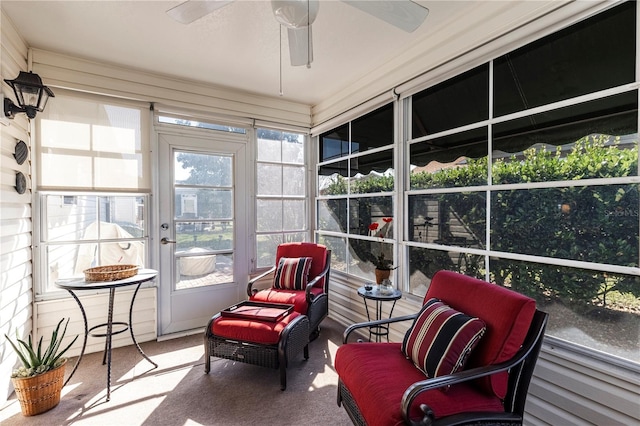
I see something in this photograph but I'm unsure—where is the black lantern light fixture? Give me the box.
[3,71,54,119]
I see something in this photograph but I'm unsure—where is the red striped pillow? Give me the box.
[273,257,313,290]
[401,298,486,380]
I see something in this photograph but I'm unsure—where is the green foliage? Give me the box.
[352,174,394,194]
[5,318,78,378]
[324,175,347,195]
[490,136,639,306]
[410,157,488,189]
[323,134,639,310]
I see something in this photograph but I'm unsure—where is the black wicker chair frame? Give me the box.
[337,310,548,426]
[247,250,331,340]
[205,312,309,390]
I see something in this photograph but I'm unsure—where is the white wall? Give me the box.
[34,287,157,358]
[0,9,32,407]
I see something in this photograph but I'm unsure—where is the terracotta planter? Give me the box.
[11,359,66,416]
[374,268,391,284]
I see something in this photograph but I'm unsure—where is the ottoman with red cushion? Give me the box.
[204,302,309,390]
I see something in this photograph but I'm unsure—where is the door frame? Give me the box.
[153,124,252,336]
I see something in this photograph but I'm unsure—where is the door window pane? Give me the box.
[175,152,232,187]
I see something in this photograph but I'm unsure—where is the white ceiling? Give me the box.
[2,1,572,108]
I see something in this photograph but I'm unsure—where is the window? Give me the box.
[317,103,396,282]
[39,194,148,294]
[36,93,150,296]
[405,2,638,364]
[255,128,309,268]
[158,116,246,134]
[315,1,638,366]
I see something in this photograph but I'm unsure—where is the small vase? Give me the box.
[374,268,391,284]
[378,278,394,295]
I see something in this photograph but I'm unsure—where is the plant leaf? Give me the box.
[4,334,31,368]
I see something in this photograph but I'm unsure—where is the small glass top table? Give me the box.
[55,269,158,401]
[357,284,402,342]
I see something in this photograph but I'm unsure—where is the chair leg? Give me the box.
[280,364,287,391]
[204,338,210,374]
[309,326,320,341]
[304,344,309,360]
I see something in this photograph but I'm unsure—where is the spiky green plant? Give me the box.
[5,318,78,378]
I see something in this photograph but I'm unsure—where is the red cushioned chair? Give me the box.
[247,242,331,340]
[335,270,548,426]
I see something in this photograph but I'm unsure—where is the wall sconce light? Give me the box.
[3,71,55,119]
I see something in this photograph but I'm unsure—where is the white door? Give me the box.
[157,131,248,335]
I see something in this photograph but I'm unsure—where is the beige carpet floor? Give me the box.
[0,317,353,426]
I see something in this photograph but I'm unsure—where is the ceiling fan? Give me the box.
[167,0,429,68]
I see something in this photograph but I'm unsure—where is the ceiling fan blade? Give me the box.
[167,0,235,25]
[287,26,313,67]
[342,0,429,33]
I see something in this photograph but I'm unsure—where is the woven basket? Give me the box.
[84,264,138,282]
[11,359,66,416]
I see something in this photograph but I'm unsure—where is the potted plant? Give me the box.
[4,318,78,416]
[368,217,397,285]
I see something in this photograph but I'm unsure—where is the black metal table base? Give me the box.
[63,282,158,401]
[357,285,402,342]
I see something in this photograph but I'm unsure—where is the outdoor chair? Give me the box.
[247,242,331,340]
[335,270,548,426]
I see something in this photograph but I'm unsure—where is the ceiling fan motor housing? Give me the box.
[271,0,319,28]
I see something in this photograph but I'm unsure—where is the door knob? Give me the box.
[160,237,176,245]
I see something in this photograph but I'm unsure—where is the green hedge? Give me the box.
[325,135,639,309]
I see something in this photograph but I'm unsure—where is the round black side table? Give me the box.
[357,284,402,342]
[55,269,158,401]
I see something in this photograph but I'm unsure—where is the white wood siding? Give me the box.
[0,8,31,407]
[526,344,640,425]
[34,287,157,358]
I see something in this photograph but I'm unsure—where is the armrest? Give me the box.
[343,314,417,343]
[401,309,548,426]
[246,266,276,297]
[400,360,521,426]
[304,253,331,303]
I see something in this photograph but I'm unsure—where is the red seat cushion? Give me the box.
[250,287,323,315]
[425,270,536,398]
[212,311,301,345]
[335,342,504,426]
